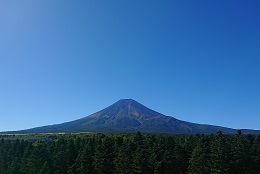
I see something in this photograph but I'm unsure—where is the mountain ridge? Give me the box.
[2,99,260,134]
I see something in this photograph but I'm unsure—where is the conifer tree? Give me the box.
[93,137,115,174]
[39,162,52,174]
[210,131,230,174]
[188,135,210,174]
[114,145,134,174]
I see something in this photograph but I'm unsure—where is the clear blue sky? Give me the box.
[1,0,259,131]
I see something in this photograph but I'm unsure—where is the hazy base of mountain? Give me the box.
[3,99,260,134]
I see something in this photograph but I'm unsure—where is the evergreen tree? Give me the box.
[39,162,52,174]
[114,144,134,174]
[7,157,20,174]
[66,139,78,172]
[53,143,69,174]
[188,135,210,174]
[23,140,49,174]
[250,135,260,174]
[20,142,33,174]
[173,144,189,173]
[93,137,115,174]
[210,131,230,174]
[72,143,94,174]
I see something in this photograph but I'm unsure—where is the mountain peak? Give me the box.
[115,99,142,109]
[117,98,136,102]
[115,99,139,105]
[94,99,163,120]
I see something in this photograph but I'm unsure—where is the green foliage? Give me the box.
[93,136,115,174]
[210,131,230,174]
[0,132,259,173]
[188,135,210,174]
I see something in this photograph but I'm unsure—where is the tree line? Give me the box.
[0,131,259,174]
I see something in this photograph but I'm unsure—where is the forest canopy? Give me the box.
[0,131,260,174]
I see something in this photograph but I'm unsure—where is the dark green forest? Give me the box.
[0,131,260,174]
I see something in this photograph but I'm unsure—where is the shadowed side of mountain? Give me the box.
[2,99,260,134]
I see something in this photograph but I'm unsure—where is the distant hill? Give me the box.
[3,99,260,134]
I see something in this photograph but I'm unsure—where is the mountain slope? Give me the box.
[4,99,260,134]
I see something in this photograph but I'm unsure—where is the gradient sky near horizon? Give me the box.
[1,0,259,131]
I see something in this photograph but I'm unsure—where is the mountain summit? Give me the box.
[88,99,162,120]
[4,99,260,134]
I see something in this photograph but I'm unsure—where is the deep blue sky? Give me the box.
[1,0,259,131]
